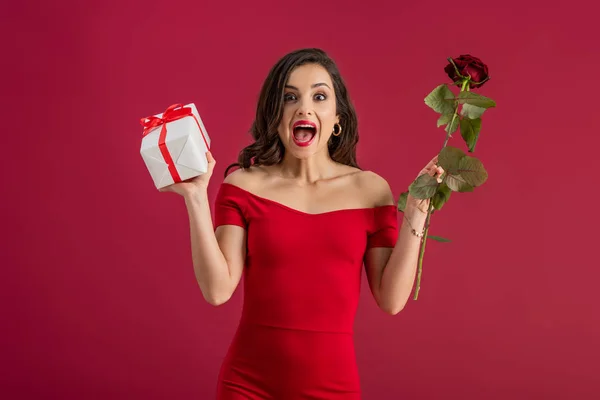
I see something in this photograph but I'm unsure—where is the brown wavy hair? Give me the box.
[225,48,360,176]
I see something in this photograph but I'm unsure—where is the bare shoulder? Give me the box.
[222,165,268,192]
[355,170,395,207]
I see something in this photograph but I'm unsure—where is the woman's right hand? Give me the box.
[159,151,216,198]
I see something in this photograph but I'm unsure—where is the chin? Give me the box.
[288,149,315,160]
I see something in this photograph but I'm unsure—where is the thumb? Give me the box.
[206,151,216,174]
[206,151,216,164]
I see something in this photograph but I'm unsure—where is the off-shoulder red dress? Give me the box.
[213,183,398,400]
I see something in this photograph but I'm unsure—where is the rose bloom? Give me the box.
[444,55,489,89]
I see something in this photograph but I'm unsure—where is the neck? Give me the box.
[277,150,339,185]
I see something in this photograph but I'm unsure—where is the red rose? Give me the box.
[444,55,489,89]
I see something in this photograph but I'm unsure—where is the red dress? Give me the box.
[213,183,398,400]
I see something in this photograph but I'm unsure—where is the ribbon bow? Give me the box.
[140,103,210,185]
[140,103,192,137]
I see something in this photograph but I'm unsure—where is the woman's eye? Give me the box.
[284,93,296,102]
[315,93,326,101]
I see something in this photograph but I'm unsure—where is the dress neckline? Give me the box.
[221,182,396,217]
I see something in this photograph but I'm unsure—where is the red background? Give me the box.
[2,0,599,399]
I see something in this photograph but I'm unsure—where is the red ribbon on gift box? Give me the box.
[140,103,210,184]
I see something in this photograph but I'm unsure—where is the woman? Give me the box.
[161,48,444,399]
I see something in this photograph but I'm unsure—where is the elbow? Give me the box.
[376,287,409,315]
[380,300,406,316]
[384,306,404,316]
[203,289,233,307]
[205,293,231,306]
[198,278,234,306]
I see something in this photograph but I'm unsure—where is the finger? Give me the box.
[206,151,215,163]
[161,184,174,192]
[205,151,216,176]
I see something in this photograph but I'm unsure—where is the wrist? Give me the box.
[402,210,427,239]
[404,204,428,221]
[184,188,209,206]
[406,193,431,213]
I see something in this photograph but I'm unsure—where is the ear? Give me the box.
[335,114,340,125]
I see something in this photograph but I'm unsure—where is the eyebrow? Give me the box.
[285,82,331,90]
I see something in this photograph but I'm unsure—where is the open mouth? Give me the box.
[292,120,317,147]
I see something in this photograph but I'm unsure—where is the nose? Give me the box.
[295,97,313,116]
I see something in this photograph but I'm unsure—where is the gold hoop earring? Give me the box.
[332,123,342,136]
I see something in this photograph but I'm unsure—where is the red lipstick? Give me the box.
[292,120,317,147]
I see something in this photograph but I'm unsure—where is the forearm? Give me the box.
[379,205,427,313]
[184,192,231,304]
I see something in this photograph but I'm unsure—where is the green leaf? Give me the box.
[397,191,408,213]
[437,113,459,134]
[438,147,474,192]
[460,117,482,152]
[428,235,452,243]
[432,182,452,211]
[446,174,474,192]
[408,173,439,199]
[437,113,453,127]
[460,103,486,119]
[438,146,465,172]
[458,92,496,108]
[445,115,459,134]
[457,156,488,187]
[425,84,456,114]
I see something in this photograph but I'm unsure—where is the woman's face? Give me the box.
[277,63,339,159]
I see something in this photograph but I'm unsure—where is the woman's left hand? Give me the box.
[406,155,445,214]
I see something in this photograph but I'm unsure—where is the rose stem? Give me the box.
[442,79,468,148]
[413,201,434,300]
[414,78,469,300]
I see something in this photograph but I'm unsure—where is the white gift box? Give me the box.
[140,103,211,189]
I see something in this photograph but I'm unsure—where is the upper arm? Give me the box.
[361,172,397,306]
[214,225,246,296]
[213,170,251,298]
